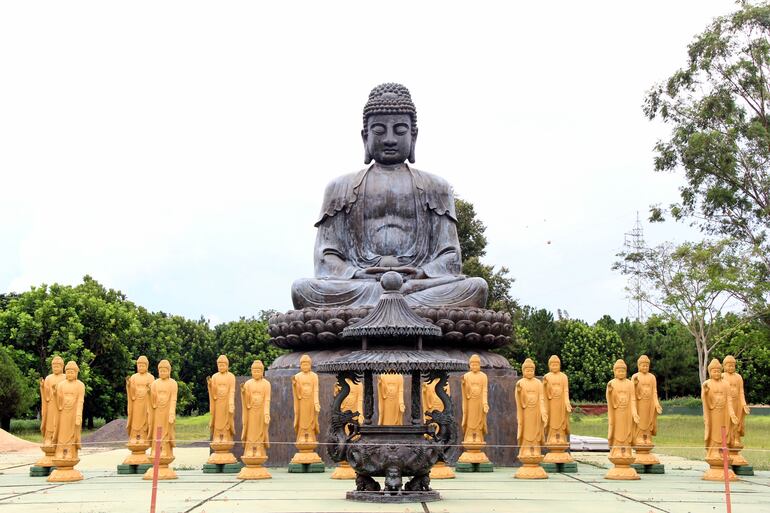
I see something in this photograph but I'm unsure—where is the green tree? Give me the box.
[516,307,562,371]
[0,344,36,431]
[711,313,770,404]
[560,320,624,402]
[645,1,770,313]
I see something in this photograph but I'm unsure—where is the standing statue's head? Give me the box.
[51,355,64,375]
[522,358,535,379]
[300,354,312,373]
[217,354,229,373]
[362,83,418,165]
[723,355,736,374]
[469,354,481,373]
[158,359,171,379]
[548,355,561,373]
[708,358,722,380]
[137,355,149,374]
[637,354,650,374]
[65,361,79,381]
[613,359,627,380]
[251,360,264,380]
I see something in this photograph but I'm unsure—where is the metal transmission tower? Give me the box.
[622,212,647,321]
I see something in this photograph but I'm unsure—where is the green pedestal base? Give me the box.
[29,466,53,477]
[541,462,578,473]
[455,462,494,473]
[137,464,153,474]
[203,463,242,473]
[288,462,325,473]
[631,463,665,474]
[733,465,754,476]
[117,463,156,475]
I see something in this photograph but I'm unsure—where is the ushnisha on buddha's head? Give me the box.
[613,359,627,380]
[637,355,650,374]
[708,358,722,380]
[300,354,312,373]
[723,355,737,374]
[548,355,561,373]
[469,354,481,373]
[136,355,149,374]
[522,358,536,379]
[362,83,418,166]
[251,360,265,380]
[158,359,171,379]
[52,355,64,375]
[217,354,229,373]
[65,361,79,381]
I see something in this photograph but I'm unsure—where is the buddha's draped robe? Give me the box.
[606,378,637,459]
[722,371,748,445]
[40,372,66,447]
[242,377,271,458]
[53,379,84,460]
[291,165,488,308]
[702,377,736,460]
[126,371,154,444]
[631,371,660,444]
[377,374,404,426]
[292,371,320,443]
[148,377,177,459]
[516,377,546,456]
[543,371,570,445]
[209,371,236,443]
[461,370,488,443]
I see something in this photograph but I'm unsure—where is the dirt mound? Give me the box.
[0,428,38,452]
[82,419,127,447]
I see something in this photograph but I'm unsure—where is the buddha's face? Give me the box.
[469,359,481,373]
[710,365,722,380]
[52,361,63,375]
[614,365,627,380]
[638,361,649,373]
[548,360,560,373]
[724,361,735,374]
[300,359,311,373]
[217,360,228,373]
[523,365,535,379]
[252,365,264,380]
[159,365,171,379]
[65,367,77,381]
[137,361,148,374]
[364,113,413,165]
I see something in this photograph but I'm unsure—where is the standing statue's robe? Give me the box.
[516,376,546,456]
[126,371,154,444]
[242,377,271,458]
[209,371,236,442]
[292,370,320,443]
[702,377,735,460]
[632,371,660,442]
[377,374,404,426]
[543,371,570,445]
[291,165,487,308]
[53,378,85,460]
[461,370,488,443]
[606,378,637,458]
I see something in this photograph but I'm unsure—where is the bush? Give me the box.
[560,320,624,402]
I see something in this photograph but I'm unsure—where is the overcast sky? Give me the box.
[0,0,739,325]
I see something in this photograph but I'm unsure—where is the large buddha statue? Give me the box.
[291,83,488,309]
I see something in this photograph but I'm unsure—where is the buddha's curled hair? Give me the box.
[363,83,417,136]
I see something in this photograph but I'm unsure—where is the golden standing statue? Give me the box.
[143,360,178,480]
[207,354,237,465]
[123,355,154,466]
[48,361,85,483]
[631,355,662,466]
[290,354,322,466]
[542,355,573,464]
[514,358,548,479]
[422,377,454,479]
[377,374,405,426]
[238,360,271,480]
[330,377,363,479]
[605,360,640,480]
[458,354,490,466]
[36,355,65,468]
[702,358,738,481]
[722,355,750,467]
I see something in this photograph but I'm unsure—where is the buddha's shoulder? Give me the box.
[410,167,453,192]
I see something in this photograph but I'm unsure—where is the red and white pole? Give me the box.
[720,426,732,513]
[149,426,162,513]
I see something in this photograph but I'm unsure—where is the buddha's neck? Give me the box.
[373,162,408,172]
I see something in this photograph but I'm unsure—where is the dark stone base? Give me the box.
[542,462,578,473]
[346,490,441,503]
[116,463,154,475]
[288,463,325,473]
[455,462,494,472]
[631,463,664,474]
[265,349,519,467]
[203,463,244,474]
[733,465,754,476]
[29,466,53,477]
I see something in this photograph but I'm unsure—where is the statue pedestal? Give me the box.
[123,441,151,466]
[331,461,356,479]
[514,451,547,479]
[605,448,639,480]
[543,440,573,464]
[729,443,749,467]
[143,455,177,480]
[703,452,738,481]
[207,440,237,465]
[48,457,82,483]
[238,455,271,480]
[35,443,55,468]
[632,441,660,466]
[289,442,324,472]
[429,461,455,479]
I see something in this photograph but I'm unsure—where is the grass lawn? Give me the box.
[9,418,106,444]
[571,413,770,470]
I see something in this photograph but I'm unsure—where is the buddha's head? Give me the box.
[613,359,627,380]
[51,355,64,375]
[708,358,722,380]
[136,355,149,374]
[637,355,650,374]
[252,360,264,380]
[522,358,535,379]
[548,355,561,374]
[65,361,79,381]
[469,354,481,373]
[217,354,229,374]
[300,354,312,373]
[362,83,418,165]
[158,360,171,379]
[723,355,736,374]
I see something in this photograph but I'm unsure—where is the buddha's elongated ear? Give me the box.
[362,129,372,164]
[408,129,418,163]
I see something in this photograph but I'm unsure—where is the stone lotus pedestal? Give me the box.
[429,461,455,479]
[289,435,324,472]
[456,437,492,472]
[35,443,55,468]
[207,440,237,465]
[143,455,177,480]
[514,449,547,479]
[703,451,738,481]
[238,454,271,480]
[632,439,659,466]
[605,447,640,480]
[48,456,82,483]
[331,461,356,479]
[123,439,151,466]
[729,441,749,467]
[543,437,573,464]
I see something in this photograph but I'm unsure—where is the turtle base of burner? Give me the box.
[346,490,441,503]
